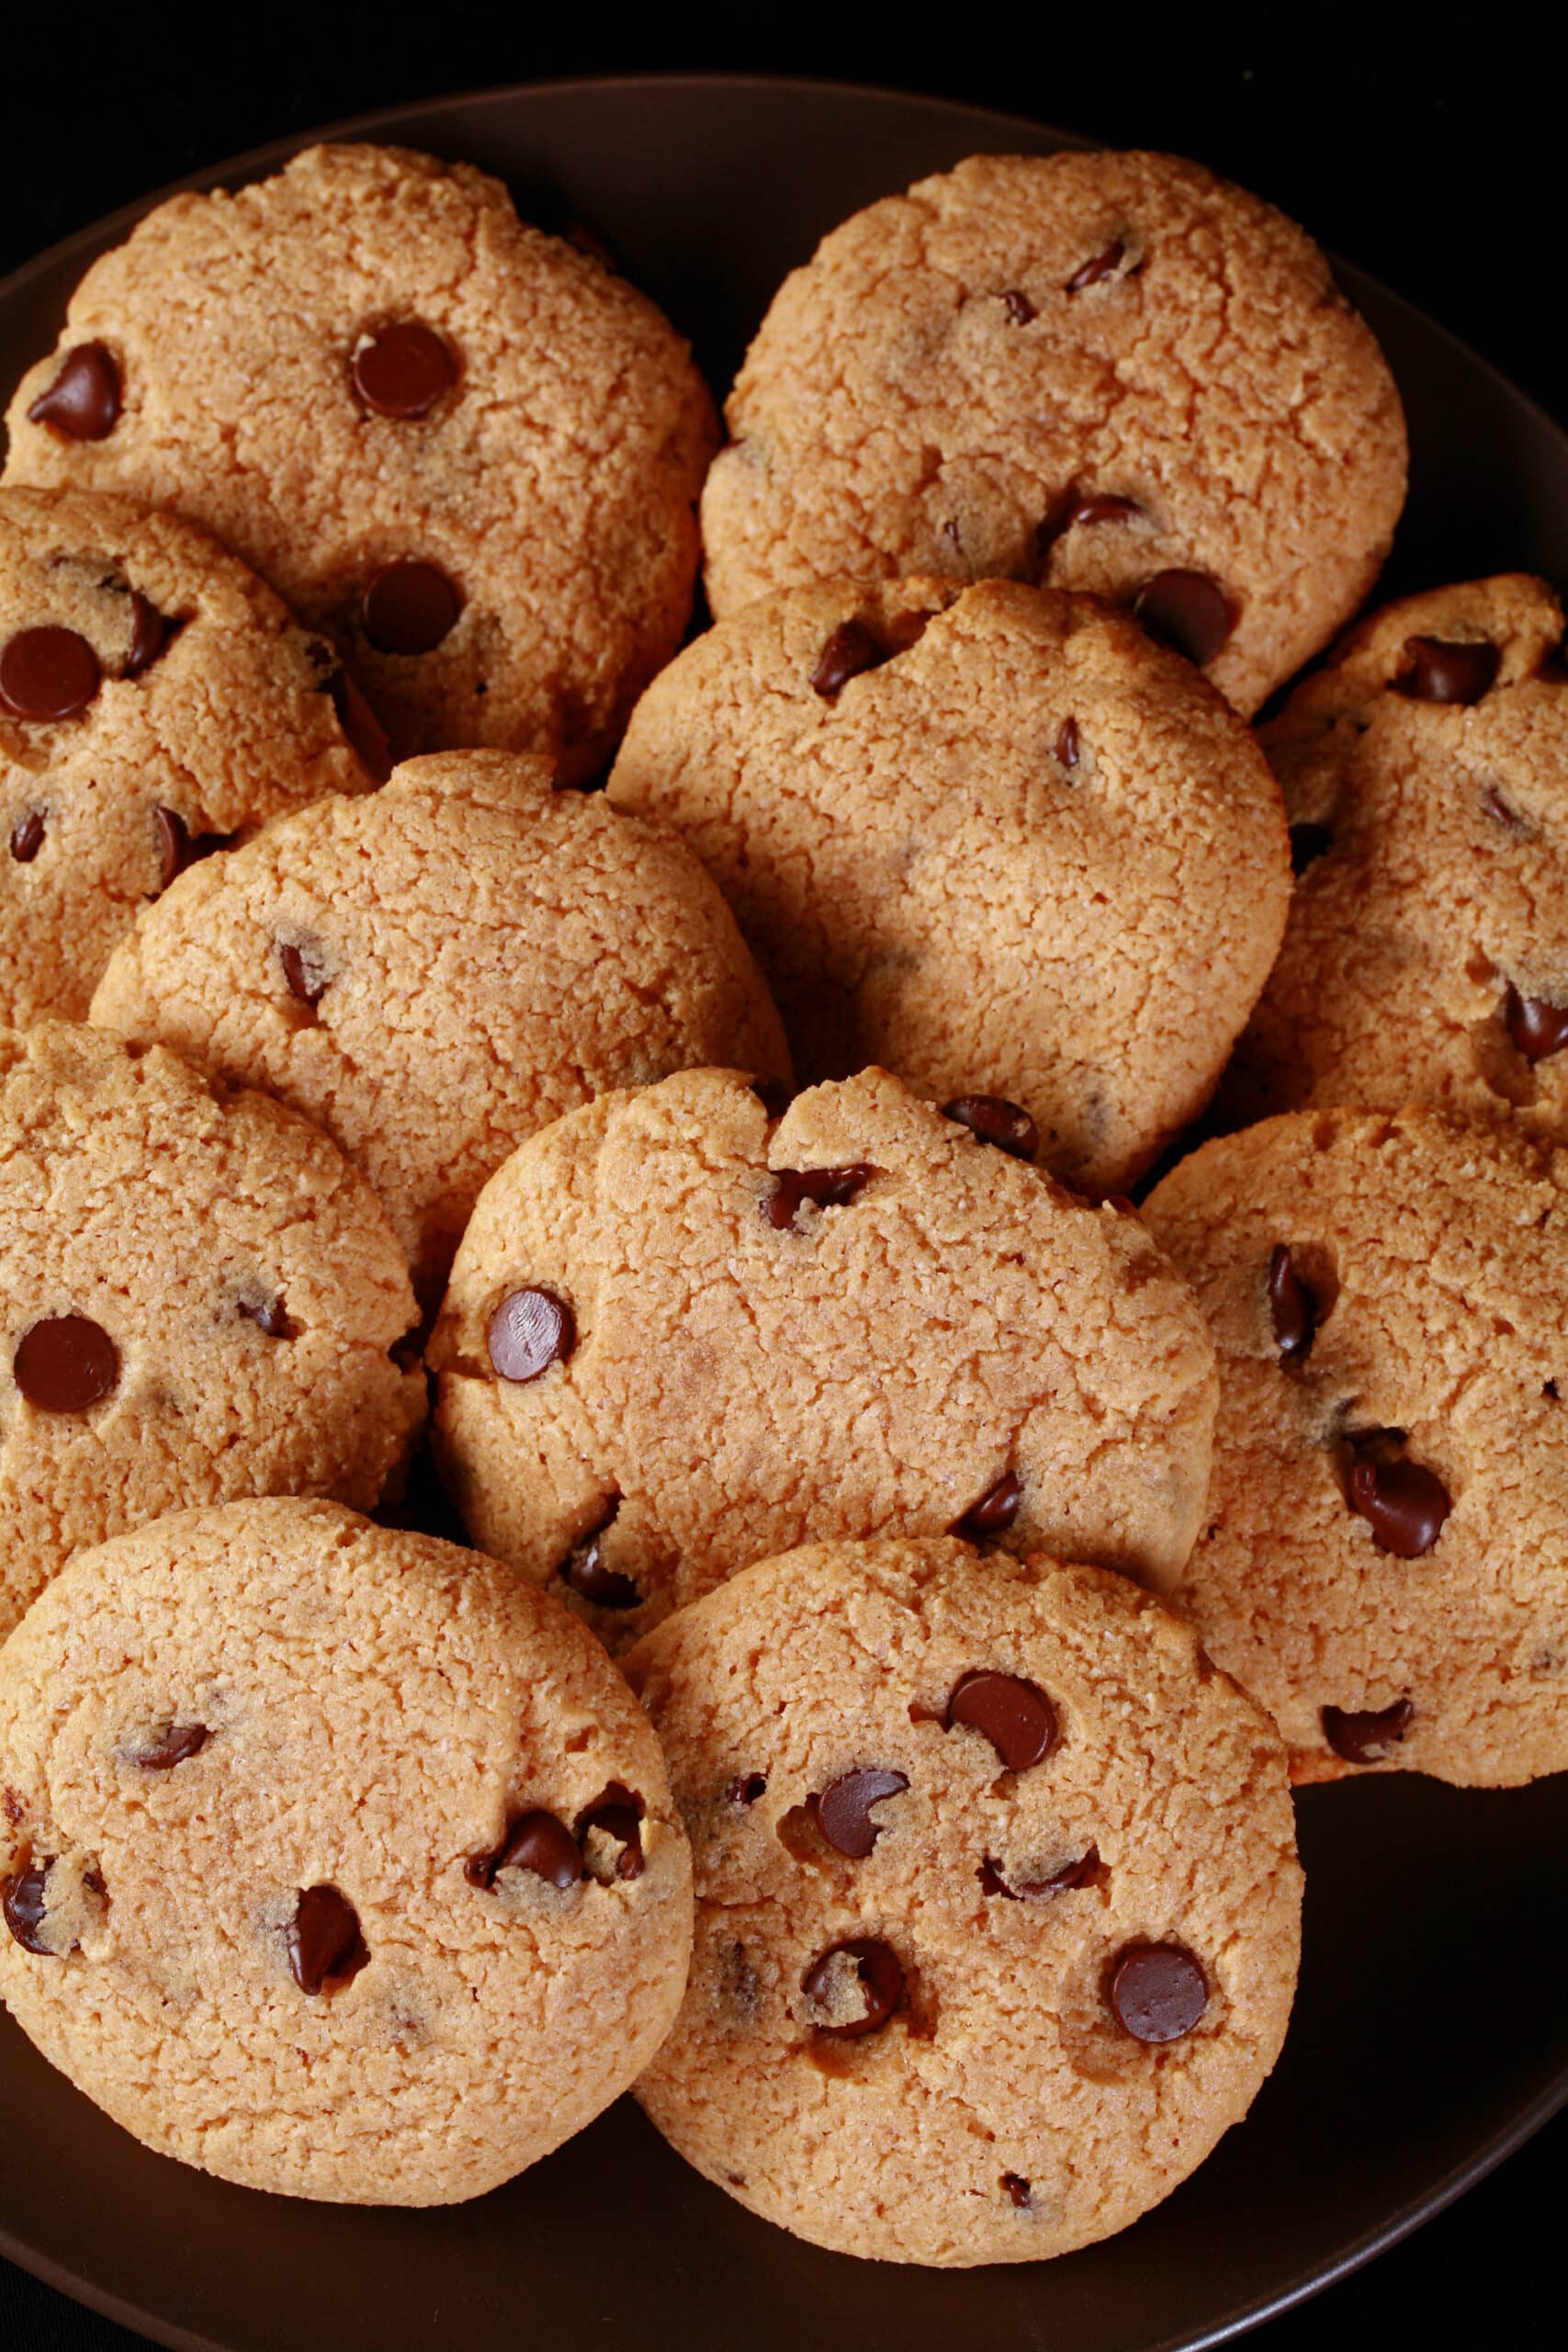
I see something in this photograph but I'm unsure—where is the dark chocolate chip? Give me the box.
[124,594,175,679]
[1321,1697,1415,1765]
[1268,1243,1316,1363]
[280,944,331,1006]
[286,1883,368,1995]
[239,1293,294,1340]
[1481,784,1523,832]
[802,1937,904,2038]
[1109,1942,1208,2042]
[1056,716,1081,769]
[27,343,121,440]
[956,1471,1025,1540]
[361,560,462,655]
[1068,493,1141,527]
[138,1724,209,1770]
[152,806,189,895]
[728,1773,768,1805]
[941,1095,1038,1160]
[946,1668,1054,1769]
[1066,238,1126,291]
[9,809,44,864]
[816,1766,909,1859]
[353,322,457,419]
[2,1859,54,1954]
[1395,636,1500,706]
[328,667,393,782]
[0,627,101,720]
[1348,1452,1450,1557]
[811,618,887,699]
[561,1501,638,1610]
[467,1810,582,1892]
[762,1164,877,1229]
[1505,985,1568,1064]
[13,1316,118,1413]
[1132,571,1235,667]
[486,1286,575,1384]
[1001,289,1036,324]
[982,1843,1101,1900]
[1290,822,1332,875]
[1002,2174,1032,2209]
[576,1782,646,1881]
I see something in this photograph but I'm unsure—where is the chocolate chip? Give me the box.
[1068,493,1141,527]
[560,1501,638,1610]
[1002,2174,1032,2209]
[941,1095,1037,1160]
[1268,1243,1316,1363]
[13,1316,118,1412]
[466,1810,582,1892]
[1109,1942,1208,2042]
[1290,822,1332,874]
[762,1164,877,1229]
[278,943,327,1006]
[9,809,44,864]
[2,1859,53,1954]
[576,1782,646,1881]
[1395,636,1500,706]
[1505,985,1568,1063]
[956,1471,1025,1540]
[328,668,392,782]
[1055,716,1080,769]
[802,1937,904,2038]
[1348,1450,1450,1557]
[1321,1697,1415,1764]
[0,627,101,720]
[1002,289,1036,323]
[286,1884,368,1994]
[982,1844,1100,1900]
[486,1286,575,1383]
[138,1724,209,1770]
[728,1773,767,1805]
[811,619,887,698]
[946,1668,1054,1769]
[1132,571,1235,667]
[238,1293,294,1340]
[27,343,121,440]
[124,594,175,679]
[152,807,189,895]
[361,560,462,655]
[816,1766,908,1859]
[1066,238,1125,291]
[353,322,457,419]
[1481,784,1523,832]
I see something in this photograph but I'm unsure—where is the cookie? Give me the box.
[0,1496,693,2204]
[626,1536,1300,2266]
[1223,575,1568,1137]
[5,143,717,780]
[430,1065,1217,1646]
[0,484,378,1028]
[1141,1109,1568,1787]
[89,750,790,1302]
[607,576,1288,1193]
[700,150,1406,717]
[0,1022,423,1636]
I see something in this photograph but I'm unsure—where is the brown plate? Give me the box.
[1,74,1565,2352]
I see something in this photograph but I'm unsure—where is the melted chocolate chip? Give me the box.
[2,1859,53,1954]
[1348,1451,1450,1557]
[467,1810,582,1892]
[486,1286,575,1384]
[353,322,457,419]
[138,1724,209,1770]
[286,1884,368,1995]
[1066,238,1126,291]
[124,594,175,679]
[946,1668,1055,1770]
[278,943,327,1006]
[9,809,44,864]
[762,1165,876,1229]
[0,627,101,721]
[1268,1243,1316,1363]
[1002,289,1036,323]
[728,1773,768,1805]
[816,1767,908,1859]
[1055,716,1081,769]
[1109,1942,1208,2042]
[1290,822,1332,875]
[1002,2173,1032,2210]
[982,1844,1101,1900]
[810,619,887,698]
[1321,1697,1415,1764]
[802,1937,904,2038]
[576,1783,646,1881]
[941,1095,1038,1160]
[1068,493,1142,528]
[1132,571,1235,667]
[361,560,462,655]
[956,1470,1025,1540]
[1505,985,1568,1063]
[328,668,393,782]
[1395,636,1500,706]
[239,1293,294,1340]
[27,343,121,440]
[13,1316,118,1412]
[561,1502,638,1610]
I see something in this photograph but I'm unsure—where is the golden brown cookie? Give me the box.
[5,143,717,778]
[700,150,1406,716]
[90,750,789,1302]
[1142,1109,1568,1787]
[626,1537,1301,2266]
[0,1498,693,2203]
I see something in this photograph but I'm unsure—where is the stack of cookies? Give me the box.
[0,132,1561,2267]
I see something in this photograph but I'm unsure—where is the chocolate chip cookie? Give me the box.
[1223,575,1568,1138]
[700,150,1406,716]
[607,576,1289,1193]
[0,1021,423,1635]
[429,1065,1217,1645]
[0,1496,693,2203]
[1142,1108,1568,1786]
[90,750,790,1302]
[5,143,717,779]
[626,1536,1301,2266]
[0,484,378,1028]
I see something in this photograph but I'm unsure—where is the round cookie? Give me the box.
[429,1064,1218,1645]
[90,750,791,1302]
[0,1497,693,2204]
[0,484,378,1028]
[626,1537,1301,2267]
[1223,575,1568,1137]
[700,149,1406,716]
[5,142,717,780]
[607,576,1289,1193]
[0,1021,424,1636]
[1141,1109,1568,1787]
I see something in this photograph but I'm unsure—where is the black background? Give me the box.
[0,29,1562,2351]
